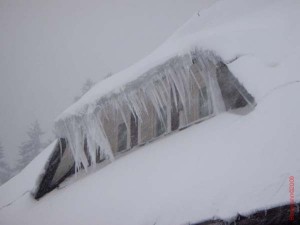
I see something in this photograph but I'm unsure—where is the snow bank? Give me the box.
[1,78,299,225]
[0,141,56,208]
[1,0,300,224]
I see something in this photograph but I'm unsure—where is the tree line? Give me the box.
[0,77,102,186]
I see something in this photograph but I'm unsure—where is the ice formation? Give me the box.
[54,48,255,172]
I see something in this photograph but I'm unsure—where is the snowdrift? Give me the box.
[1,0,300,224]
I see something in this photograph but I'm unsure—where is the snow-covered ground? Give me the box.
[1,0,300,224]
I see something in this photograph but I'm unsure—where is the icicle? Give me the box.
[59,138,63,158]
[54,48,255,173]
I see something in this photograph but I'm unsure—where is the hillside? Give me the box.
[0,0,300,224]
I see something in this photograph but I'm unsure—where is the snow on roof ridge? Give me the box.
[55,44,197,122]
[56,0,283,123]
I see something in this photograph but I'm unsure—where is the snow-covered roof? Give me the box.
[1,0,300,224]
[56,0,300,122]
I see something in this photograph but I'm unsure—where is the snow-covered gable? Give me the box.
[54,49,255,172]
[54,0,300,173]
[1,0,300,224]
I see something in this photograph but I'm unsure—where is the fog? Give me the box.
[0,0,217,168]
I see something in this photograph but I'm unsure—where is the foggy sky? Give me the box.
[0,0,217,167]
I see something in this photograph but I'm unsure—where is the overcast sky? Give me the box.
[0,0,217,167]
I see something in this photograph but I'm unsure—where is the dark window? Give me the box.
[156,106,167,137]
[96,146,104,163]
[171,87,180,131]
[216,62,255,110]
[118,122,127,152]
[130,113,138,148]
[199,87,211,118]
[83,138,91,166]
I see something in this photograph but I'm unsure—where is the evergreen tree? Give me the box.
[81,78,95,95]
[103,72,113,80]
[0,141,10,185]
[74,78,95,102]
[17,121,44,171]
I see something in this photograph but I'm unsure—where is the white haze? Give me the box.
[0,0,218,167]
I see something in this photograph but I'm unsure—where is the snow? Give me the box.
[0,141,55,208]
[1,0,300,224]
[1,85,300,225]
